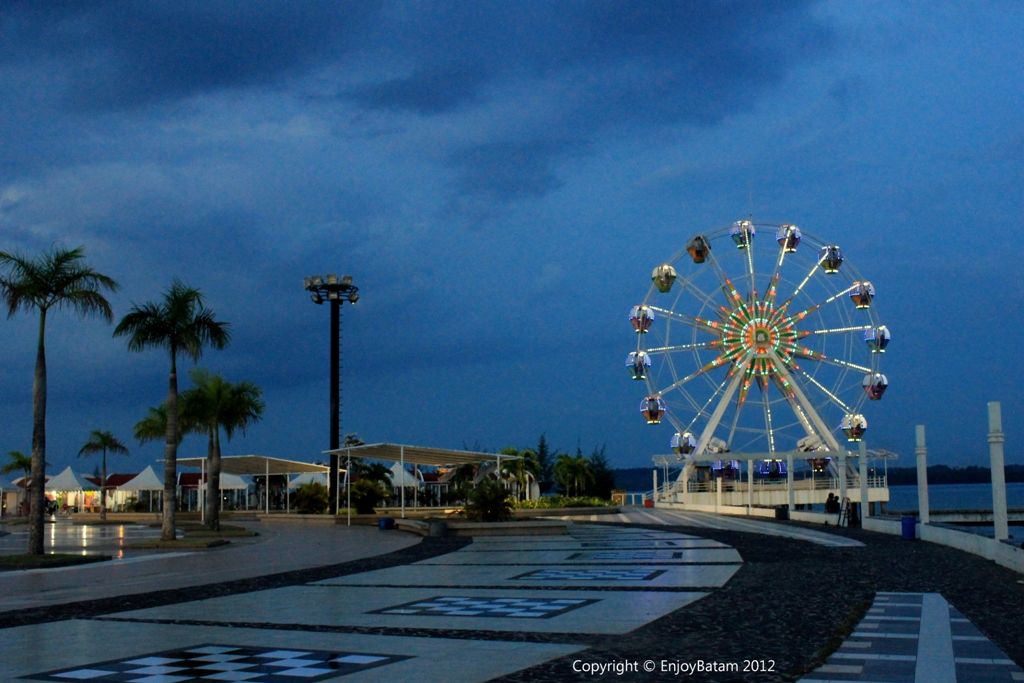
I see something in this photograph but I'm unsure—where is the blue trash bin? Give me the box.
[378,517,395,530]
[901,515,916,540]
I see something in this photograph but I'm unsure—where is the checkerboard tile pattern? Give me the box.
[372,595,595,619]
[567,550,688,561]
[510,568,665,581]
[25,644,408,682]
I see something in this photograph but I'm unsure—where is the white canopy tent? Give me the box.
[387,462,423,488]
[114,465,165,512]
[44,466,90,510]
[118,465,164,492]
[46,466,88,491]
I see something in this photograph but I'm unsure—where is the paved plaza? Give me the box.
[0,512,1022,682]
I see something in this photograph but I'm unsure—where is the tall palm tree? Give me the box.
[0,246,118,554]
[181,369,263,530]
[78,430,129,521]
[114,280,230,540]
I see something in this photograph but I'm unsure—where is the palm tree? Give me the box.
[1,450,32,517]
[181,369,263,530]
[134,405,176,445]
[1,450,32,482]
[78,431,129,521]
[554,453,594,497]
[499,447,540,501]
[134,404,200,446]
[114,280,230,540]
[0,246,118,554]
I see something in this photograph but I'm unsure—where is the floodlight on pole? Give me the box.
[304,273,360,515]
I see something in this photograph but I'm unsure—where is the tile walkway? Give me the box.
[552,508,866,547]
[801,592,1024,683]
[0,524,742,682]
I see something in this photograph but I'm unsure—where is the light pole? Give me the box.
[303,273,359,515]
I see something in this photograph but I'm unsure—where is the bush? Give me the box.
[349,479,388,514]
[293,482,329,514]
[466,480,513,522]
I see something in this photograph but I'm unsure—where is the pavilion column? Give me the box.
[652,468,658,508]
[400,445,405,519]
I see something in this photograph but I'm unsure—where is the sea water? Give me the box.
[886,482,1024,542]
[886,482,1024,512]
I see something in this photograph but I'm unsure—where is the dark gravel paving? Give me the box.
[1,522,1021,683]
[491,521,1024,683]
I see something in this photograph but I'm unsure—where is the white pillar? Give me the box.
[346,450,352,527]
[838,450,848,503]
[400,446,406,519]
[859,440,869,519]
[988,402,1009,541]
[747,460,752,514]
[715,476,722,512]
[265,460,270,515]
[786,452,794,511]
[651,468,658,507]
[916,425,930,524]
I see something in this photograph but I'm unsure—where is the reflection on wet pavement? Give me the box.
[0,521,163,559]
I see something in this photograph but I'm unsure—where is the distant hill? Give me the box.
[612,464,1024,491]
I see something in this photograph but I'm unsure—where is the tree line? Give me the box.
[498,434,615,500]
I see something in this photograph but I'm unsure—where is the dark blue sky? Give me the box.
[1,1,1021,476]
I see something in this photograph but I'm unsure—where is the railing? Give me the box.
[684,475,888,494]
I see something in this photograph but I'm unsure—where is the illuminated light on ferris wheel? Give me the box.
[628,220,891,458]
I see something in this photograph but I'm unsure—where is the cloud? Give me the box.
[0,1,380,110]
[447,137,580,203]
[347,64,489,115]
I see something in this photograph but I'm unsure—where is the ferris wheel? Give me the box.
[628,220,890,460]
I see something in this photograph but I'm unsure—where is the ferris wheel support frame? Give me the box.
[767,353,845,453]
[693,355,751,456]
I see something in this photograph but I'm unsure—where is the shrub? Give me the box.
[349,479,388,514]
[293,482,329,514]
[466,479,513,522]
